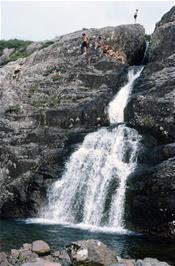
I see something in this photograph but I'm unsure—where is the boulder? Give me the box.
[0,252,9,266]
[110,258,135,266]
[8,243,38,265]
[66,239,118,266]
[20,258,62,266]
[32,240,50,255]
[136,258,170,266]
[52,250,71,263]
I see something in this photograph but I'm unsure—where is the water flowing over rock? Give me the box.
[0,24,145,218]
[125,6,175,238]
[41,67,142,232]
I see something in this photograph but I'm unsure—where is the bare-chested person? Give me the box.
[81,33,89,55]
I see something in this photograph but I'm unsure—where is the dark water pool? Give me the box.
[1,219,175,265]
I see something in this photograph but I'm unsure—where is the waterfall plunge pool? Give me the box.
[0,218,175,265]
[1,67,174,264]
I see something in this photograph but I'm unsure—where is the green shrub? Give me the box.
[40,41,54,50]
[7,49,29,62]
[5,104,21,114]
[145,34,151,42]
[0,39,32,56]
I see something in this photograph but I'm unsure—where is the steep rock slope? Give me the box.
[125,6,175,238]
[0,25,145,217]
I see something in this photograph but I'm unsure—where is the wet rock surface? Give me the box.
[1,239,170,266]
[125,7,175,238]
[66,239,118,266]
[0,25,145,218]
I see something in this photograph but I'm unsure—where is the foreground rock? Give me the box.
[125,6,175,237]
[1,240,70,266]
[0,252,9,266]
[135,258,170,266]
[66,239,118,265]
[66,239,171,266]
[110,258,170,266]
[1,239,171,266]
[32,240,50,255]
[21,259,62,266]
[0,24,145,218]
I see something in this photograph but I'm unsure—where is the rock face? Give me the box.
[150,6,175,62]
[125,6,175,144]
[125,6,175,237]
[0,25,145,217]
[66,239,118,266]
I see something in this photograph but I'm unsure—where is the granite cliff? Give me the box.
[125,6,175,238]
[0,24,145,218]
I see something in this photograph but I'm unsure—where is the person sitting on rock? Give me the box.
[134,9,138,23]
[95,36,103,57]
[103,45,115,58]
[103,45,125,64]
[13,63,22,79]
[51,65,61,80]
[81,33,89,55]
[116,50,126,64]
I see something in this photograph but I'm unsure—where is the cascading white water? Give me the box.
[108,68,142,124]
[40,66,143,232]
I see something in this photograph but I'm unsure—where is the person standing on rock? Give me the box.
[134,9,138,23]
[81,33,89,55]
[95,36,103,57]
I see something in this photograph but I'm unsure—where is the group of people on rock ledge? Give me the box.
[80,9,139,62]
[81,33,126,64]
[12,9,139,80]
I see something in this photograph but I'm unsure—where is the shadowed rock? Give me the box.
[124,6,175,238]
[125,6,175,144]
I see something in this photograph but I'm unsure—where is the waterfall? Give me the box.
[40,66,143,232]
